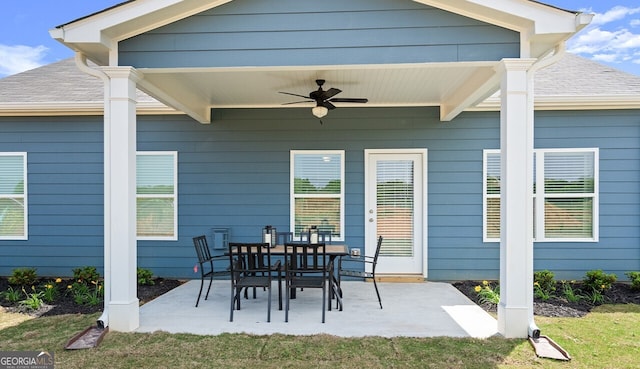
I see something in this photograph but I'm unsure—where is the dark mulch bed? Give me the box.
[453,280,640,317]
[0,277,184,317]
[3,277,638,318]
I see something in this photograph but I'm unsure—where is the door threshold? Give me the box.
[375,275,425,283]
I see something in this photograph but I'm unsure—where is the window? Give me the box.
[0,153,27,240]
[136,152,177,240]
[291,151,344,240]
[484,148,598,242]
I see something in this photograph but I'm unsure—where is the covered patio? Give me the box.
[136,280,498,338]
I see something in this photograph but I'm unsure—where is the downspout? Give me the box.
[74,52,111,329]
[524,42,566,340]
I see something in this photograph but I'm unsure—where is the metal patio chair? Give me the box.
[337,236,384,309]
[193,235,229,307]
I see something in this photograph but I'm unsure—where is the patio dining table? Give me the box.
[231,243,348,302]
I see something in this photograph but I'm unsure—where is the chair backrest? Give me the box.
[285,242,327,273]
[318,231,332,244]
[372,236,383,270]
[193,235,212,263]
[276,232,293,245]
[228,242,272,273]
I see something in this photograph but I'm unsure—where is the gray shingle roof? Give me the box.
[0,58,156,105]
[535,53,640,97]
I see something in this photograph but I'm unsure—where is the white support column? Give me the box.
[497,58,536,338]
[102,67,141,332]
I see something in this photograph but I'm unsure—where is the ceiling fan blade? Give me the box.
[279,91,311,99]
[282,100,313,105]
[321,101,336,110]
[320,87,342,100]
[328,98,369,103]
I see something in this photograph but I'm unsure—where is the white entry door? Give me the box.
[365,149,426,276]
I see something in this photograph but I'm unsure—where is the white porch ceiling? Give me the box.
[137,61,500,123]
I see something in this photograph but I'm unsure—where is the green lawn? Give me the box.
[0,304,638,369]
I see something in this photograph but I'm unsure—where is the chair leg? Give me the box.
[285,281,290,322]
[196,277,205,307]
[321,283,326,323]
[277,270,283,310]
[204,273,213,301]
[372,276,383,309]
[230,285,235,322]
[267,285,271,323]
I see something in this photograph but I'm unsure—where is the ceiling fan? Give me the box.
[279,79,368,120]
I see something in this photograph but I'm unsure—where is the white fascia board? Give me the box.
[472,95,640,111]
[50,0,233,65]
[0,102,178,117]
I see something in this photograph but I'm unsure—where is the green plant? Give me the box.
[0,286,22,303]
[533,270,556,300]
[19,287,44,311]
[561,280,584,303]
[586,289,605,304]
[72,266,100,284]
[8,268,38,287]
[40,281,60,303]
[474,280,500,304]
[137,267,155,286]
[625,271,640,290]
[583,269,617,294]
[69,280,103,306]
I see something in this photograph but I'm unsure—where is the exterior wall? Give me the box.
[0,108,638,280]
[119,0,519,68]
[0,117,104,276]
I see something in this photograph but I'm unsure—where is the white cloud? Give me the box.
[0,44,48,77]
[567,6,640,69]
[589,6,640,26]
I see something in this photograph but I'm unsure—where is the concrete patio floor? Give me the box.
[136,280,498,338]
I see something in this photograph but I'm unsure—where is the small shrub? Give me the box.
[625,271,640,291]
[561,280,584,303]
[40,281,60,303]
[475,280,500,304]
[68,280,103,306]
[137,267,155,286]
[19,287,44,311]
[583,269,617,293]
[0,286,22,303]
[72,266,100,284]
[534,270,556,300]
[8,267,38,287]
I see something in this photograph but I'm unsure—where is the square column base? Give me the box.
[497,303,529,338]
[108,299,140,332]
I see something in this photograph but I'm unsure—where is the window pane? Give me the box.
[486,153,501,194]
[377,159,414,257]
[0,198,25,237]
[136,152,177,239]
[544,152,594,193]
[0,156,24,194]
[294,198,340,237]
[294,153,341,194]
[137,198,175,237]
[486,198,500,239]
[545,198,593,238]
[137,155,175,194]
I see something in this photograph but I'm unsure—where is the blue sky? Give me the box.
[1,1,639,78]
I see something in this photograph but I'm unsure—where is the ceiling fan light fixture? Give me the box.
[312,105,328,118]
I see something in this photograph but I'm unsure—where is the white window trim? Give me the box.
[290,150,345,242]
[483,148,599,243]
[0,152,27,240]
[136,151,178,241]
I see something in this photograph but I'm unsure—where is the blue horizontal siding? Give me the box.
[119,0,518,68]
[1,107,638,281]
